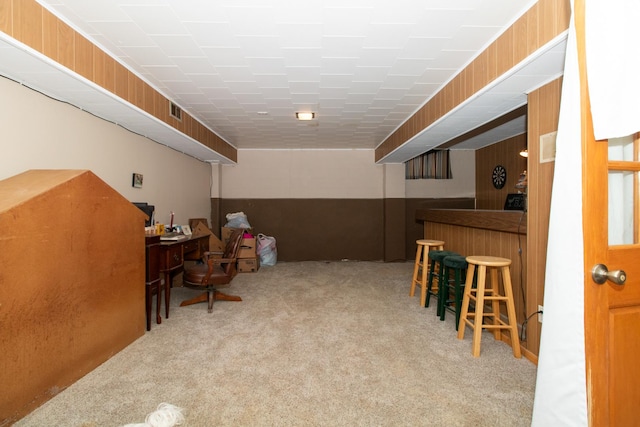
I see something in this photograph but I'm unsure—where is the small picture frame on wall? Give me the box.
[132,173,143,188]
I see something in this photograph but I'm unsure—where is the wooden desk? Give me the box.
[157,234,210,320]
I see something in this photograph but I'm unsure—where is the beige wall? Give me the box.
[220,149,474,201]
[0,77,211,226]
[221,149,388,199]
[405,149,476,199]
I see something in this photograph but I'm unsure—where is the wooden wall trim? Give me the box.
[524,77,561,358]
[375,0,570,162]
[417,208,527,234]
[2,0,237,162]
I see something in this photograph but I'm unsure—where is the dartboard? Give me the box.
[492,165,506,189]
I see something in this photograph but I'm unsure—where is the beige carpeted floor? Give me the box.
[15,261,537,427]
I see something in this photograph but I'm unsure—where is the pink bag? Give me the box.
[256,233,277,266]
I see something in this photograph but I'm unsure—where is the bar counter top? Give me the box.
[416,208,527,235]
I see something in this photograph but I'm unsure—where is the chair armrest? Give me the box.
[204,250,224,256]
[207,257,235,265]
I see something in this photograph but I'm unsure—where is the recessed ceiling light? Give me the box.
[296,112,315,120]
[257,111,269,115]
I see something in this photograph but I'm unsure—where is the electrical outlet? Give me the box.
[538,305,544,323]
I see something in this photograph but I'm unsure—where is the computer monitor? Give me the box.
[133,202,155,226]
[504,193,526,211]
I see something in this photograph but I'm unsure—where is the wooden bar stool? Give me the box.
[410,239,444,307]
[457,256,521,358]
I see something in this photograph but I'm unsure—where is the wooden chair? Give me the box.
[180,228,243,313]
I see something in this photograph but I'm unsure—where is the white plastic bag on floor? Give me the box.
[225,211,251,229]
[256,233,277,266]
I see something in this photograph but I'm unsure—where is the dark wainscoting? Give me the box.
[210,197,475,262]
[405,198,475,259]
[214,198,390,262]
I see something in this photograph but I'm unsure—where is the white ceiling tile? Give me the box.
[202,47,248,67]
[15,0,562,162]
[120,5,189,35]
[119,46,174,66]
[151,35,204,57]
[88,21,156,47]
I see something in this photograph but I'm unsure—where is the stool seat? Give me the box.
[443,254,468,269]
[465,255,511,267]
[417,239,445,247]
[410,240,445,307]
[457,255,521,358]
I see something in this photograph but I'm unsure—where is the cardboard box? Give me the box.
[189,218,210,233]
[222,226,255,258]
[221,226,241,244]
[238,237,256,259]
[237,257,259,273]
[192,222,225,253]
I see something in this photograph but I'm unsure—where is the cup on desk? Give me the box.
[155,223,165,235]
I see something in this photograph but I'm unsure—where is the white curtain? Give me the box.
[531,1,588,424]
[533,1,640,424]
[585,1,640,140]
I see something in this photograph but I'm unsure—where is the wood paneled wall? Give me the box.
[475,134,528,210]
[524,78,561,356]
[375,0,571,162]
[0,0,237,162]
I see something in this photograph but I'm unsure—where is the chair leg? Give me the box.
[207,291,215,313]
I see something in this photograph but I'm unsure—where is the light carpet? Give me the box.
[15,261,537,427]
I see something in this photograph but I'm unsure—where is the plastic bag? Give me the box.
[225,211,251,229]
[256,233,277,266]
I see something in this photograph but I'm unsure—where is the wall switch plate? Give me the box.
[538,305,544,323]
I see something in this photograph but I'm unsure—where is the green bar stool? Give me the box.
[426,250,459,311]
[410,239,445,307]
[439,255,468,330]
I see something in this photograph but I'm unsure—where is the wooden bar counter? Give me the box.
[416,208,535,361]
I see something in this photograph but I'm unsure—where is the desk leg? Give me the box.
[145,285,152,331]
[156,281,162,325]
[163,271,171,319]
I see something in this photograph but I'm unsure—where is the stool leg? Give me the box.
[457,265,476,339]
[438,264,449,320]
[435,262,446,315]
[426,257,437,308]
[410,245,421,297]
[471,265,486,357]
[488,266,501,340]
[501,266,522,358]
[453,267,464,330]
[419,246,429,307]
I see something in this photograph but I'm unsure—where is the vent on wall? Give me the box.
[169,102,182,121]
